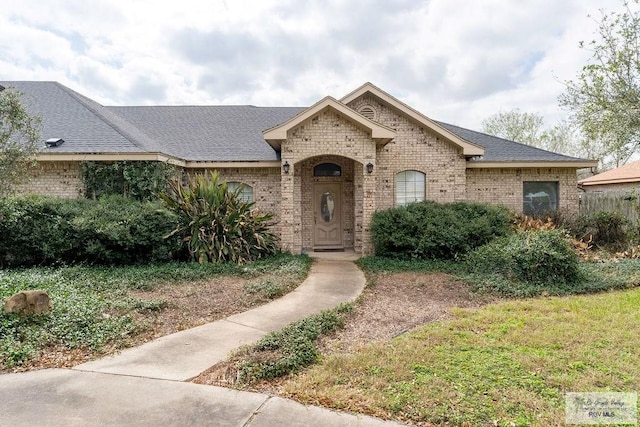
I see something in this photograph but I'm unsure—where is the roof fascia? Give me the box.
[340,82,484,156]
[466,160,598,169]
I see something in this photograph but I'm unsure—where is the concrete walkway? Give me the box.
[0,256,408,427]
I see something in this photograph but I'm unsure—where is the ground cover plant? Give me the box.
[273,258,640,426]
[0,254,310,371]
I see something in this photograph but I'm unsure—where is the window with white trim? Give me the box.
[395,170,425,206]
[227,182,254,203]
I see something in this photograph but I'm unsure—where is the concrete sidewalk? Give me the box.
[0,257,407,426]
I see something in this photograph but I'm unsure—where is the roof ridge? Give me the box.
[52,82,162,153]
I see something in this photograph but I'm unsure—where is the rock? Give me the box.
[3,290,52,314]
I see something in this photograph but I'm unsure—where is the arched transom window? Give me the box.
[395,170,425,206]
[314,163,342,177]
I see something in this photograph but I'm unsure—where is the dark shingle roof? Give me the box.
[437,121,585,162]
[1,81,588,164]
[110,106,304,161]
[0,81,156,153]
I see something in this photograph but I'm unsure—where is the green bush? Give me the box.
[159,171,278,264]
[567,211,629,249]
[0,195,181,267]
[466,229,581,296]
[371,201,513,260]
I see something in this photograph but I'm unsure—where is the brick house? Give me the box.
[1,81,596,255]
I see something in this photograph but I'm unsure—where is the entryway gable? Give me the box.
[341,82,484,157]
[263,96,395,151]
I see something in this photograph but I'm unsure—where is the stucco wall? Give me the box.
[14,161,83,198]
[466,167,579,214]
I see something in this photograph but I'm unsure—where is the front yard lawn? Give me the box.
[273,259,640,426]
[0,254,311,372]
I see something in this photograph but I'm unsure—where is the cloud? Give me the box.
[0,0,627,129]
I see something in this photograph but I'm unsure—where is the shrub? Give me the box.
[81,161,177,201]
[159,171,278,264]
[70,195,181,264]
[0,195,180,267]
[569,211,629,249]
[371,201,513,260]
[466,229,582,295]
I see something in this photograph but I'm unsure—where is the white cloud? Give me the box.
[0,0,626,131]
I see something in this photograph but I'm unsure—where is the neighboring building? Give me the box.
[579,159,640,193]
[1,81,596,255]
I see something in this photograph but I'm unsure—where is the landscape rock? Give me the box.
[3,290,52,314]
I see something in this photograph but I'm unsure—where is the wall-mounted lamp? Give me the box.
[283,161,290,174]
[366,162,374,174]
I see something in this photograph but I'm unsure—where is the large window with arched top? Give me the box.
[227,182,254,203]
[396,170,425,206]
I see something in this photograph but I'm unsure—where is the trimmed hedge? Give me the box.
[371,201,513,260]
[0,195,181,267]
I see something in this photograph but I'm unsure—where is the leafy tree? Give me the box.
[0,88,40,196]
[481,109,584,157]
[559,0,640,168]
[481,109,545,145]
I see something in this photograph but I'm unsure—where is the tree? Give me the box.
[559,0,640,168]
[481,109,545,145]
[0,87,40,196]
[481,109,584,157]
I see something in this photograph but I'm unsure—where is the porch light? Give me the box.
[283,161,290,174]
[366,162,374,174]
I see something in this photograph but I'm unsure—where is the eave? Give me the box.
[466,160,599,169]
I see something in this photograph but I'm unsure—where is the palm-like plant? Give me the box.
[159,171,278,264]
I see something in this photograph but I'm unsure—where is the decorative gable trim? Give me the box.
[263,96,395,150]
[340,82,484,157]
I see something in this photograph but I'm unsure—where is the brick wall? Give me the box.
[281,108,377,253]
[14,161,83,198]
[346,95,467,211]
[466,167,579,214]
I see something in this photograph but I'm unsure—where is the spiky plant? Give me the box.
[159,171,278,264]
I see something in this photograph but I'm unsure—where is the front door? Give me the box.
[313,183,342,249]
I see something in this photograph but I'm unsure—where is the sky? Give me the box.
[0,0,627,130]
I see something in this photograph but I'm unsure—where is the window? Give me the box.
[314,163,342,177]
[396,170,425,206]
[523,181,558,216]
[227,182,254,203]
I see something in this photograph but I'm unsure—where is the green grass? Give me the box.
[280,258,640,426]
[0,253,310,369]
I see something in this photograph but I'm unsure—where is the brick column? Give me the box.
[280,160,295,252]
[361,160,376,255]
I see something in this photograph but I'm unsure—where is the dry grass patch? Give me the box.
[278,286,640,426]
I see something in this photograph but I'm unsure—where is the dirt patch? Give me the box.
[320,272,491,353]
